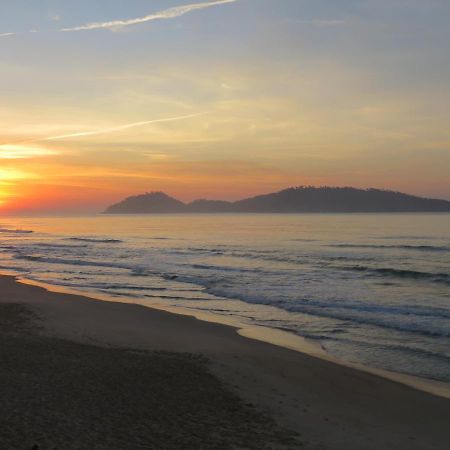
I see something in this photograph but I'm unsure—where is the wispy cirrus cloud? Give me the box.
[1,0,239,37]
[61,0,239,32]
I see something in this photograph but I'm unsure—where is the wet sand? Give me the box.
[1,274,449,449]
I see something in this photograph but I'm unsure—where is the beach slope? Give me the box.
[0,275,449,450]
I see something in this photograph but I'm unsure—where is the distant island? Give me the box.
[104,187,450,214]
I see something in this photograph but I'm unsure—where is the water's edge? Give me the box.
[9,271,450,401]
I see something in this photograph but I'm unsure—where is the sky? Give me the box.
[0,0,449,213]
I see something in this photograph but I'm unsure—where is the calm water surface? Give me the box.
[0,214,449,382]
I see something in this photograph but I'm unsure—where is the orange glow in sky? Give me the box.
[1,0,449,213]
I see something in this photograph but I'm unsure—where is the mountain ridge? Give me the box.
[104,187,450,214]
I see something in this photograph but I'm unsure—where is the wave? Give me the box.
[106,284,167,291]
[164,247,226,256]
[22,275,170,293]
[318,334,450,367]
[189,263,273,274]
[380,235,443,240]
[0,228,33,234]
[288,238,317,242]
[159,272,450,338]
[15,253,126,269]
[293,299,450,320]
[330,244,450,252]
[13,253,184,284]
[143,293,214,301]
[162,247,310,266]
[131,267,151,276]
[0,264,29,273]
[66,237,123,244]
[207,287,450,338]
[302,307,450,338]
[34,243,89,249]
[343,265,450,284]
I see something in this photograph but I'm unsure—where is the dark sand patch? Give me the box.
[0,303,301,450]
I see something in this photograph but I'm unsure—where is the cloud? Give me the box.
[0,168,29,181]
[0,145,58,159]
[60,0,239,32]
[1,1,239,38]
[0,30,37,38]
[42,113,205,141]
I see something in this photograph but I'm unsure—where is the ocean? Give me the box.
[0,213,449,382]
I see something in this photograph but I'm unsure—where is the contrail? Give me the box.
[60,0,239,32]
[0,30,36,38]
[0,113,205,151]
[0,1,239,38]
[41,113,205,141]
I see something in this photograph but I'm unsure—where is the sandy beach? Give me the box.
[1,274,449,450]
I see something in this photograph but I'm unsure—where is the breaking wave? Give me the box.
[343,266,450,284]
[67,237,123,244]
[330,244,450,252]
[0,228,33,234]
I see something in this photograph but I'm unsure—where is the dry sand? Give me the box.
[1,274,449,450]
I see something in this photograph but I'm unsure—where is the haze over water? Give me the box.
[0,213,449,382]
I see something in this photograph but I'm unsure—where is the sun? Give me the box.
[0,169,30,210]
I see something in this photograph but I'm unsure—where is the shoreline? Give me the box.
[1,273,450,449]
[0,284,299,450]
[12,271,450,400]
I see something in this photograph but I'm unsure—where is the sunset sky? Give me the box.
[1,0,449,213]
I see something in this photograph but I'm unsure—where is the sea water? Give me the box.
[0,213,449,382]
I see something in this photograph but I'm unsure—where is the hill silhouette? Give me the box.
[104,187,450,214]
[105,192,185,214]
